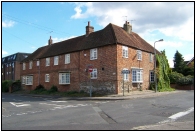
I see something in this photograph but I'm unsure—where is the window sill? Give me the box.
[132,81,143,83]
[59,83,70,85]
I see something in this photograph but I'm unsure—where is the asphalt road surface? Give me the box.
[2,91,194,130]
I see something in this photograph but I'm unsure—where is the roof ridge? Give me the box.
[109,23,118,44]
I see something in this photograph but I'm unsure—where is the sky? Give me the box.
[2,2,194,68]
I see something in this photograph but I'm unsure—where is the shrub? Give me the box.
[34,84,46,91]
[2,80,13,92]
[176,76,194,85]
[48,85,58,93]
[149,83,155,91]
[168,72,184,84]
[12,80,21,92]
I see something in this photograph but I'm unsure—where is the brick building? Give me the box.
[21,21,159,94]
[2,52,30,81]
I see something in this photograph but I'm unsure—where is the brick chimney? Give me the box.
[48,36,53,45]
[86,21,94,37]
[123,21,132,34]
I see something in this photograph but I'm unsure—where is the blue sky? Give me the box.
[2,2,194,67]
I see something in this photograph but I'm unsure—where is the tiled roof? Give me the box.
[22,23,159,62]
[2,52,30,64]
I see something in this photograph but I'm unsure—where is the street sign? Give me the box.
[121,70,130,74]
[88,67,93,72]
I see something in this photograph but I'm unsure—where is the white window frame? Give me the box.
[22,76,26,84]
[149,53,153,62]
[137,50,142,60]
[23,63,26,70]
[123,68,129,81]
[90,68,97,79]
[90,48,97,60]
[46,58,50,66]
[122,46,128,58]
[37,60,40,66]
[45,74,50,82]
[150,71,155,82]
[54,56,59,65]
[26,76,33,85]
[132,69,143,83]
[65,54,70,64]
[29,61,33,69]
[59,73,70,84]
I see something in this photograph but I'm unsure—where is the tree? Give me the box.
[173,50,185,74]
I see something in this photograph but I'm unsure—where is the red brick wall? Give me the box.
[15,61,21,80]
[20,44,154,94]
[116,44,154,93]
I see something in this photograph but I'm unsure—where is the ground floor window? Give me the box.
[150,71,155,82]
[45,74,50,82]
[132,69,143,83]
[90,68,97,79]
[26,76,33,85]
[59,73,70,84]
[22,76,26,84]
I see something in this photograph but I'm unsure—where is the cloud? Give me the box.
[71,2,193,42]
[31,46,36,49]
[2,20,16,28]
[2,50,8,55]
[184,54,194,61]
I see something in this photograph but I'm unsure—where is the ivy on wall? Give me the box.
[156,50,174,92]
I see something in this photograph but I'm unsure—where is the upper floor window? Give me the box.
[37,60,40,66]
[45,74,50,82]
[54,56,59,65]
[29,61,33,69]
[137,50,142,60]
[59,73,70,84]
[150,71,155,82]
[46,58,50,66]
[65,54,70,64]
[122,46,128,58]
[149,53,153,62]
[90,68,97,79]
[132,69,143,83]
[90,48,97,60]
[23,63,26,70]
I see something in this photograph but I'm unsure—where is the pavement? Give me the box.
[7,90,194,130]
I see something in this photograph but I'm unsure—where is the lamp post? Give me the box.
[154,39,163,93]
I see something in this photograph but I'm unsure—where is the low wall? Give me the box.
[170,84,194,90]
[80,81,116,94]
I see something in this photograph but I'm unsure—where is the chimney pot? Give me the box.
[48,36,53,45]
[86,21,94,37]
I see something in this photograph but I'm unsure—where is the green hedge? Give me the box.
[176,76,194,85]
[2,80,13,92]
[168,72,184,84]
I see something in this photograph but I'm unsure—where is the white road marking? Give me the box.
[51,101,67,103]
[169,107,194,120]
[10,102,31,107]
[158,107,194,124]
[16,113,27,115]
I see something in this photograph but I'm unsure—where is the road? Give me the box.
[2,91,194,130]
